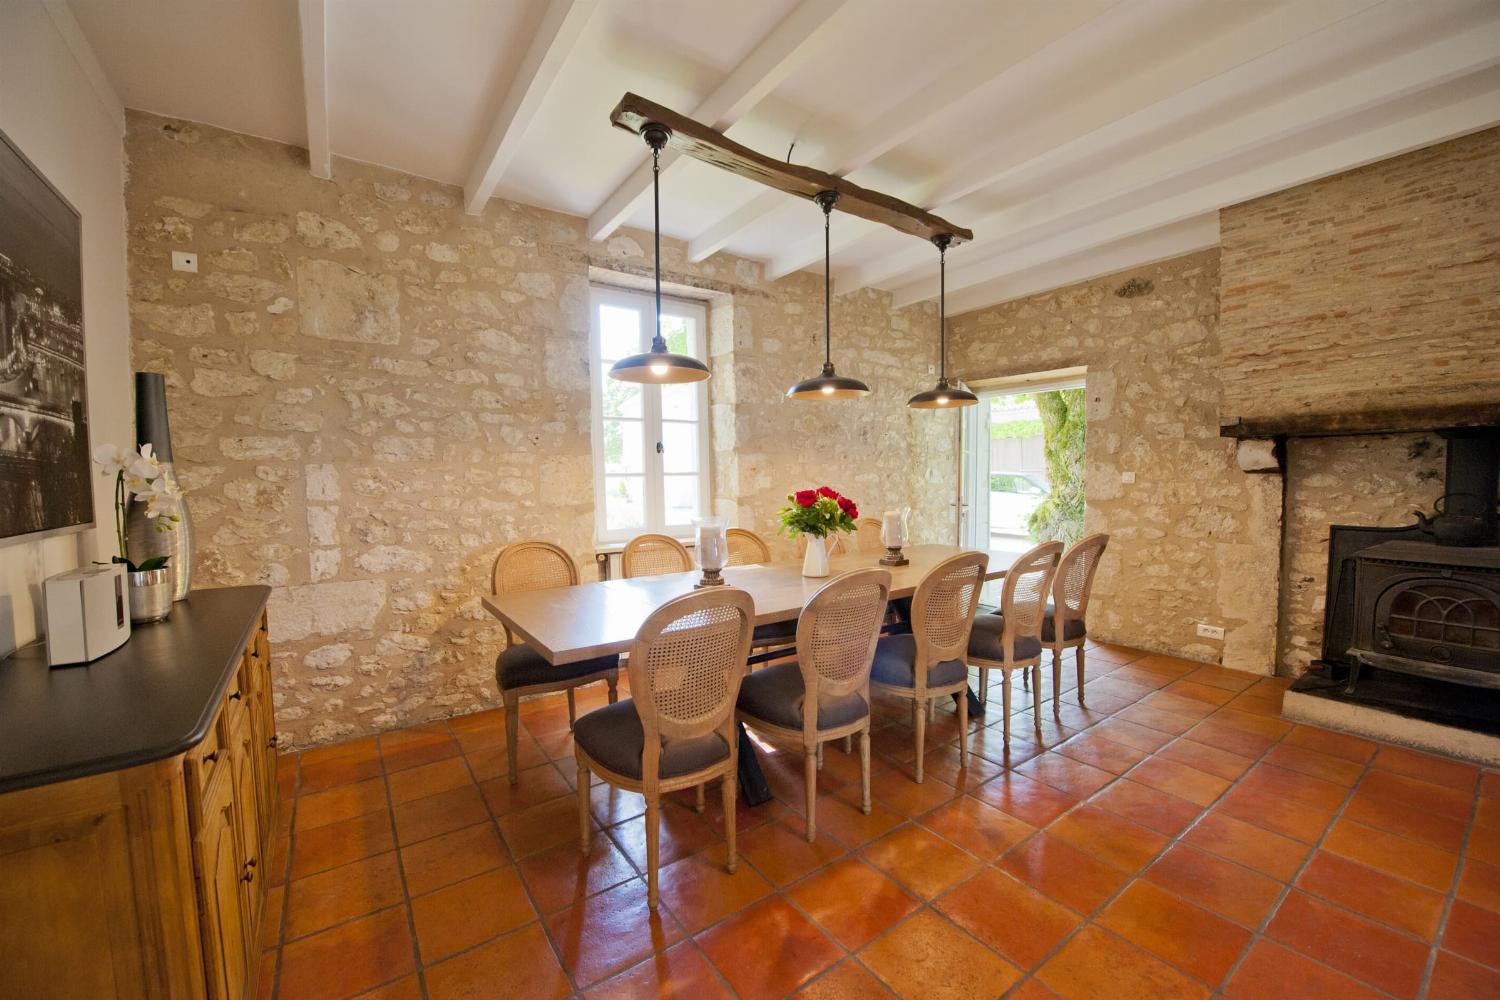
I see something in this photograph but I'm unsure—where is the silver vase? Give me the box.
[124,462,194,601]
[127,568,172,623]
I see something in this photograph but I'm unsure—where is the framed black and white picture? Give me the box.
[0,127,92,543]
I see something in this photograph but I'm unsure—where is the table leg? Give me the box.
[736,723,773,807]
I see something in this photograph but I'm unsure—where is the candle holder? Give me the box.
[693,518,728,588]
[694,567,727,588]
[879,546,909,567]
[879,507,910,565]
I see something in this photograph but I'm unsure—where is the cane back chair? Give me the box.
[1045,533,1110,709]
[725,527,771,566]
[621,532,692,578]
[968,541,1064,743]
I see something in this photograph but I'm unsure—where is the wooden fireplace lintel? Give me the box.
[1220,403,1500,439]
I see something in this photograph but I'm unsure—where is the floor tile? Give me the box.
[655,845,773,934]
[1282,725,1377,763]
[1261,742,1365,786]
[410,866,535,964]
[859,909,1022,1000]
[859,822,982,899]
[935,866,1080,970]
[399,821,509,897]
[1361,768,1473,820]
[1154,738,1255,782]
[289,809,396,879]
[1295,850,1446,939]
[478,763,572,816]
[789,959,890,1000]
[697,896,843,1000]
[1126,757,1229,808]
[586,940,734,1000]
[300,734,379,770]
[1182,811,1309,881]
[868,766,960,815]
[283,852,405,940]
[295,777,389,832]
[1183,717,1277,759]
[1088,779,1202,837]
[997,832,1130,914]
[1015,752,1116,797]
[1443,900,1500,971]
[919,794,1034,859]
[788,855,920,950]
[519,836,640,914]
[297,751,384,796]
[1266,890,1429,999]
[379,724,461,773]
[1144,843,1283,928]
[393,784,491,846]
[607,799,717,871]
[1047,803,1169,872]
[1457,859,1500,912]
[1223,940,1386,1000]
[1098,880,1251,987]
[276,906,415,1000]
[1214,783,1337,843]
[1113,703,1201,737]
[349,976,423,1000]
[1428,951,1500,999]
[546,878,686,988]
[1036,924,1207,1000]
[1087,717,1174,752]
[737,813,849,886]
[804,789,905,848]
[1373,745,1480,790]
[1323,818,1459,892]
[917,745,1006,790]
[1055,731,1151,775]
[972,771,1082,826]
[386,755,473,806]
[424,923,571,1000]
[1343,785,1468,852]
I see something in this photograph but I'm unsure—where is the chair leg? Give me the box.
[607,673,619,704]
[914,699,927,783]
[980,668,989,705]
[695,783,705,814]
[567,687,576,726]
[576,756,591,852]
[1031,664,1042,723]
[958,684,969,757]
[929,697,937,723]
[506,700,521,786]
[859,726,872,815]
[723,771,738,873]
[1052,649,1063,714]
[1076,645,1087,707]
[843,735,852,754]
[816,743,824,770]
[804,747,818,842]
[1002,672,1012,744]
[645,795,661,909]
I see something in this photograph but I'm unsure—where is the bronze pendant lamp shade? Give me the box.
[908,234,977,409]
[787,191,870,400]
[608,125,711,385]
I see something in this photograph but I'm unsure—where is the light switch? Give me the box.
[1121,471,1136,484]
[171,251,198,273]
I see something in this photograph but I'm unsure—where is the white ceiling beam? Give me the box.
[296,0,331,179]
[586,0,850,243]
[889,71,1500,311]
[687,0,1120,264]
[464,0,596,216]
[845,0,1499,296]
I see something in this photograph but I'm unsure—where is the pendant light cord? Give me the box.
[652,142,663,350]
[939,241,946,379]
[824,198,832,366]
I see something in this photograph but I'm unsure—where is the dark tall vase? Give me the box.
[126,372,194,601]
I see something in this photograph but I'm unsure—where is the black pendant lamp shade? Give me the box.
[787,191,870,400]
[608,125,710,385]
[908,234,977,409]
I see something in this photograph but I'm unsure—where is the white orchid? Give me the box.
[92,443,130,478]
[93,441,182,564]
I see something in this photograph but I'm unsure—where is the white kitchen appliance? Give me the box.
[43,564,131,666]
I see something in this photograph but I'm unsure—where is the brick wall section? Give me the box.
[123,112,951,748]
[1218,126,1500,428]
[947,251,1283,674]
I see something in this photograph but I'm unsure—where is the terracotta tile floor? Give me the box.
[258,644,1500,1000]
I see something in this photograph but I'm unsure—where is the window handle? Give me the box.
[656,441,664,454]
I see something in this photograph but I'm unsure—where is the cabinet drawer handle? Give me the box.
[229,690,243,701]
[240,868,254,883]
[203,750,220,763]
[267,736,280,749]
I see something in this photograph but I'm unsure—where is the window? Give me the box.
[588,285,711,543]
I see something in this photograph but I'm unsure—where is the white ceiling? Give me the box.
[67,0,1500,313]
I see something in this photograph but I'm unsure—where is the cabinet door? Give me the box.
[196,775,250,1000]
[227,712,263,933]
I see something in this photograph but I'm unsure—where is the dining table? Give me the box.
[481,542,1012,806]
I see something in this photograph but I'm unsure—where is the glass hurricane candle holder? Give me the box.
[694,518,728,588]
[880,507,910,566]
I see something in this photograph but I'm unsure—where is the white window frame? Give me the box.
[588,284,712,544]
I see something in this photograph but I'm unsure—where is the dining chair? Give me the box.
[492,540,619,784]
[967,541,1064,743]
[1045,533,1110,709]
[726,527,771,565]
[869,550,988,782]
[622,532,692,578]
[736,568,890,840]
[855,517,885,553]
[574,588,754,909]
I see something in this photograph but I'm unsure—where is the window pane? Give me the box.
[604,476,645,532]
[660,381,698,420]
[658,314,692,357]
[602,419,645,474]
[601,372,642,418]
[599,304,641,361]
[661,421,699,474]
[663,474,700,525]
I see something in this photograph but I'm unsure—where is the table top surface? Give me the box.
[481,543,1010,664]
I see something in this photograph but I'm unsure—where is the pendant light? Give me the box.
[908,234,977,409]
[608,124,710,385]
[787,191,870,400]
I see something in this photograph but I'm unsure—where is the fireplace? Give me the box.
[1345,541,1500,691]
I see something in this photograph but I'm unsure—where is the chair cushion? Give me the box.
[737,661,869,732]
[495,643,618,692]
[967,613,1043,662]
[573,699,730,780]
[752,618,798,643]
[1041,603,1087,642]
[870,633,967,689]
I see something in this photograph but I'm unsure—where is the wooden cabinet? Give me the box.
[0,608,277,1000]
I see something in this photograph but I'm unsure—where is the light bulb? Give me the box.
[650,362,669,376]
[936,395,949,405]
[821,384,834,394]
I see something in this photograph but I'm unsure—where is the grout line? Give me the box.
[1416,768,1485,999]
[373,729,431,1000]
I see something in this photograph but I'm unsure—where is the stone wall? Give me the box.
[1219,126,1500,431]
[947,251,1283,674]
[123,112,948,747]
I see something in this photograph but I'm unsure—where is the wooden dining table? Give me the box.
[481,543,1012,805]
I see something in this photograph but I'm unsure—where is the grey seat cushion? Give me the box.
[752,618,798,643]
[968,613,1043,662]
[1041,603,1086,642]
[495,643,618,692]
[737,661,869,732]
[870,633,967,689]
[573,699,730,780]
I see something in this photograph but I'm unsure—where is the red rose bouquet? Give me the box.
[777,485,859,540]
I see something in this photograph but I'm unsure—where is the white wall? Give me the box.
[0,2,131,655]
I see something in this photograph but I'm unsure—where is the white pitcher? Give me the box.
[801,535,830,577]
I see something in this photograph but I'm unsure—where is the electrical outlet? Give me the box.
[927,363,936,375]
[1196,623,1225,641]
[171,251,198,273]
[1121,471,1136,484]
